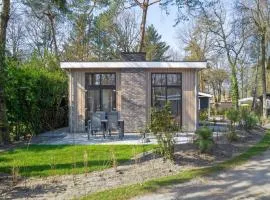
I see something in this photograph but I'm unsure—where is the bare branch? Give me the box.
[149,0,161,7]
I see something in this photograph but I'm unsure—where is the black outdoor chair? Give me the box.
[107,111,124,139]
[87,111,106,139]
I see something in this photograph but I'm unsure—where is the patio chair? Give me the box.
[87,111,106,139]
[107,111,124,139]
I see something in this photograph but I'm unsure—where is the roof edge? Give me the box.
[60,61,207,69]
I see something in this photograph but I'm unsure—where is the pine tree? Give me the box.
[143,24,170,61]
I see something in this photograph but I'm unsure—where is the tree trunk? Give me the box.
[48,13,59,59]
[138,0,149,52]
[261,31,267,118]
[0,0,10,144]
[231,64,239,109]
[240,64,244,98]
[252,63,259,111]
[217,82,222,102]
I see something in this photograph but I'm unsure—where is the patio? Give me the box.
[30,127,195,145]
[30,126,228,145]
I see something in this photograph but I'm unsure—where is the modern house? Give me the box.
[198,92,213,118]
[60,54,207,133]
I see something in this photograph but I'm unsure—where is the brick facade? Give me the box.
[120,69,147,132]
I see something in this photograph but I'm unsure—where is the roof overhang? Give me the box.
[198,92,213,98]
[60,61,207,69]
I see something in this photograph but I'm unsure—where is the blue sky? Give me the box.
[143,3,188,55]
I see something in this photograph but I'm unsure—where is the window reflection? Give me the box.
[167,74,181,85]
[85,73,116,121]
[101,74,115,85]
[152,73,182,125]
[152,74,166,86]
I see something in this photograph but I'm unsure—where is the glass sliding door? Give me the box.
[151,73,182,125]
[102,89,116,112]
[85,73,116,122]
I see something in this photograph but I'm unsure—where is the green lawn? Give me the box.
[80,131,270,200]
[0,144,155,177]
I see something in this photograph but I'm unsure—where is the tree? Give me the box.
[24,0,68,59]
[0,0,11,143]
[181,16,216,92]
[203,0,249,108]
[6,4,25,60]
[113,10,140,52]
[142,24,169,61]
[204,68,228,103]
[128,0,160,52]
[128,0,206,52]
[237,0,270,117]
[89,2,124,61]
[63,0,110,61]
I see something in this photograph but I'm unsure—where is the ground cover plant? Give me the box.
[0,144,155,177]
[80,131,270,200]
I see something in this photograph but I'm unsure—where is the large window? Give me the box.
[85,73,116,119]
[151,73,182,124]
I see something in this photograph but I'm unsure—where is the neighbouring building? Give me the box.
[198,92,212,118]
[60,53,207,133]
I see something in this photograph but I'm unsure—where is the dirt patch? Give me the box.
[0,127,266,200]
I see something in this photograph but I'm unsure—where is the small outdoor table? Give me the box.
[118,120,124,139]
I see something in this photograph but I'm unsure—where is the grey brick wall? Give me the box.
[120,69,147,132]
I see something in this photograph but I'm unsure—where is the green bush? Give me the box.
[226,131,238,142]
[199,109,208,121]
[226,108,240,132]
[240,108,258,130]
[4,56,68,139]
[148,103,179,160]
[194,127,214,153]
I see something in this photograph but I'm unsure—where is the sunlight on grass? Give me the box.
[80,131,270,200]
[0,144,155,177]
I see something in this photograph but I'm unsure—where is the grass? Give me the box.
[0,144,155,177]
[80,131,270,200]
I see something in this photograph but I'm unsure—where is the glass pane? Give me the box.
[167,87,181,122]
[167,74,181,85]
[101,74,115,85]
[93,74,101,85]
[152,74,166,86]
[152,87,166,108]
[102,89,116,112]
[86,74,92,86]
[87,89,100,113]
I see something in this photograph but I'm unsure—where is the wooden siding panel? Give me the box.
[182,69,197,131]
[69,71,85,132]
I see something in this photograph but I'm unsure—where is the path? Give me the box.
[132,149,270,200]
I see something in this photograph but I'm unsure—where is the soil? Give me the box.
[0,127,266,200]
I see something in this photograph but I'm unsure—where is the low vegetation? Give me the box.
[240,108,258,130]
[199,109,208,122]
[80,131,270,200]
[148,103,179,160]
[0,144,155,177]
[4,56,68,141]
[194,126,214,153]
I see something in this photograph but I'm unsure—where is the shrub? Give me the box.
[199,109,208,121]
[148,103,179,161]
[4,56,68,138]
[240,108,258,130]
[226,108,240,132]
[194,127,214,153]
[226,131,238,142]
